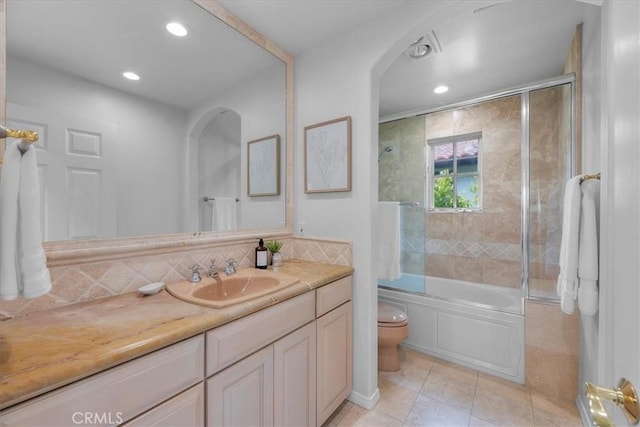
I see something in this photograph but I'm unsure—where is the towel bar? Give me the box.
[580,173,601,184]
[202,197,240,202]
[0,125,39,164]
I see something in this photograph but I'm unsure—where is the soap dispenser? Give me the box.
[255,238,268,269]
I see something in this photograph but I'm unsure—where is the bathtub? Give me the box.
[379,274,525,383]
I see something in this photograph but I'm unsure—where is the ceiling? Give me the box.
[7,1,601,117]
[6,0,283,111]
[216,0,601,118]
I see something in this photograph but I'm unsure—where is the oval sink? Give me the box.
[166,269,300,308]
[192,276,280,300]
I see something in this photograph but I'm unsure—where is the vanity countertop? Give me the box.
[0,260,353,410]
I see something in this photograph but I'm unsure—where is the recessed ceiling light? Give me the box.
[434,85,449,94]
[122,71,140,81]
[166,22,187,37]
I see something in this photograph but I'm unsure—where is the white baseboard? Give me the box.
[348,387,380,410]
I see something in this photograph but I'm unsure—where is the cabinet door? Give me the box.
[274,322,316,427]
[122,383,204,426]
[316,301,352,426]
[207,346,274,427]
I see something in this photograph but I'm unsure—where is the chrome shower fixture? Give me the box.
[378,145,393,160]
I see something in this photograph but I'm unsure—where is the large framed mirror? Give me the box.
[0,0,293,264]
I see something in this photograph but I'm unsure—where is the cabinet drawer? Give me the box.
[206,292,314,376]
[0,335,204,426]
[316,275,352,317]
[122,383,205,427]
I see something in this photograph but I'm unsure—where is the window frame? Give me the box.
[427,131,482,212]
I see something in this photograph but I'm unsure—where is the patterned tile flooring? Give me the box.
[324,347,582,427]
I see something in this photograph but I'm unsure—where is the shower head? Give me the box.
[378,146,393,160]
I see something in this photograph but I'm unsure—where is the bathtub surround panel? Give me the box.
[525,300,579,401]
[379,287,524,383]
[0,237,352,319]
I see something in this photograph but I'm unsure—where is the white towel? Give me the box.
[577,180,600,315]
[557,175,601,315]
[377,201,401,280]
[0,141,51,300]
[557,176,582,314]
[212,197,237,231]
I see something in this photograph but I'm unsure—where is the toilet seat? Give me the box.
[378,302,408,326]
[378,319,408,327]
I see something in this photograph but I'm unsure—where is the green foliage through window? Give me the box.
[429,134,481,210]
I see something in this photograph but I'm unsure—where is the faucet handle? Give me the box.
[188,264,203,283]
[224,258,237,275]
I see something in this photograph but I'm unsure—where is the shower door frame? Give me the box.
[380,73,577,308]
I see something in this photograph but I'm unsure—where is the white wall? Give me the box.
[294,0,490,407]
[7,56,187,238]
[186,63,287,232]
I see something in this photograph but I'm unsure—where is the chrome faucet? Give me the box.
[206,259,220,278]
[224,258,237,276]
[189,264,203,283]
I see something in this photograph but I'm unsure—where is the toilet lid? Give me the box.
[378,301,407,324]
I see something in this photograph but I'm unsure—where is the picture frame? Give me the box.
[247,134,280,196]
[304,116,352,193]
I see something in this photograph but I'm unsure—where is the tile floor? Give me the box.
[324,347,582,427]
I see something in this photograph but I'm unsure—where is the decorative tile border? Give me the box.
[0,236,352,320]
[402,237,558,265]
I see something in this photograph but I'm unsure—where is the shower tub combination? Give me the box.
[379,273,524,383]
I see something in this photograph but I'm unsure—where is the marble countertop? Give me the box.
[0,260,353,410]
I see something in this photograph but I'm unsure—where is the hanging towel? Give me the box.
[212,197,237,231]
[0,140,51,300]
[377,201,401,280]
[577,179,600,315]
[557,176,582,314]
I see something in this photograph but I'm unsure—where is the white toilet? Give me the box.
[378,301,409,371]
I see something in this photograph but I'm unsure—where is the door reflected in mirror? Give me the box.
[6,0,287,242]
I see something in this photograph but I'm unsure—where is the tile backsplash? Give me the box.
[0,236,352,319]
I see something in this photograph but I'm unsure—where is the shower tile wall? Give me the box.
[425,96,522,288]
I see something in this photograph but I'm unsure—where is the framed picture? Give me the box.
[304,116,352,193]
[247,134,280,196]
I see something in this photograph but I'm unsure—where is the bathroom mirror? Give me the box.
[1,0,292,246]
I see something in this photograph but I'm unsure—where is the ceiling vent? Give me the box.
[405,31,441,60]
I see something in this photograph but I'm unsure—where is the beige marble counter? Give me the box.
[0,260,353,410]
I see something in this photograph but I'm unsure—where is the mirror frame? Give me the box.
[0,0,294,266]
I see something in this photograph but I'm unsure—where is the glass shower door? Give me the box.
[378,116,426,293]
[528,83,573,300]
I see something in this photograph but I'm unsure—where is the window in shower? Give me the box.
[428,132,481,210]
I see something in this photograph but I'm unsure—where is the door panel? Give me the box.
[7,102,116,240]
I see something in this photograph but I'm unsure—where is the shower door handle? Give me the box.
[585,378,640,426]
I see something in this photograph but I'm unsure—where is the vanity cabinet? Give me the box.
[0,335,204,426]
[0,273,353,427]
[316,276,353,426]
[205,292,316,427]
